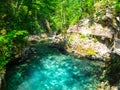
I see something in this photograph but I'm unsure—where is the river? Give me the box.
[5,43,102,90]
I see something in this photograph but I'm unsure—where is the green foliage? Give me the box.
[0,30,28,71]
[114,0,120,14]
[2,0,118,34]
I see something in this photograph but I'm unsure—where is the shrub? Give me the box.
[0,30,28,71]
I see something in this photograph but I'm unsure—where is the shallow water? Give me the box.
[5,45,102,90]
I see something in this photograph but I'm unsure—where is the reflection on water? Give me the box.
[5,45,102,90]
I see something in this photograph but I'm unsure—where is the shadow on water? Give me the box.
[5,43,103,90]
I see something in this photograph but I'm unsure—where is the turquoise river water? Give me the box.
[5,44,102,90]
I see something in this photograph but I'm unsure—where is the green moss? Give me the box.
[86,48,96,56]
[94,38,98,43]
[80,34,92,39]
[74,45,96,56]
[68,36,73,42]
[80,34,86,38]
